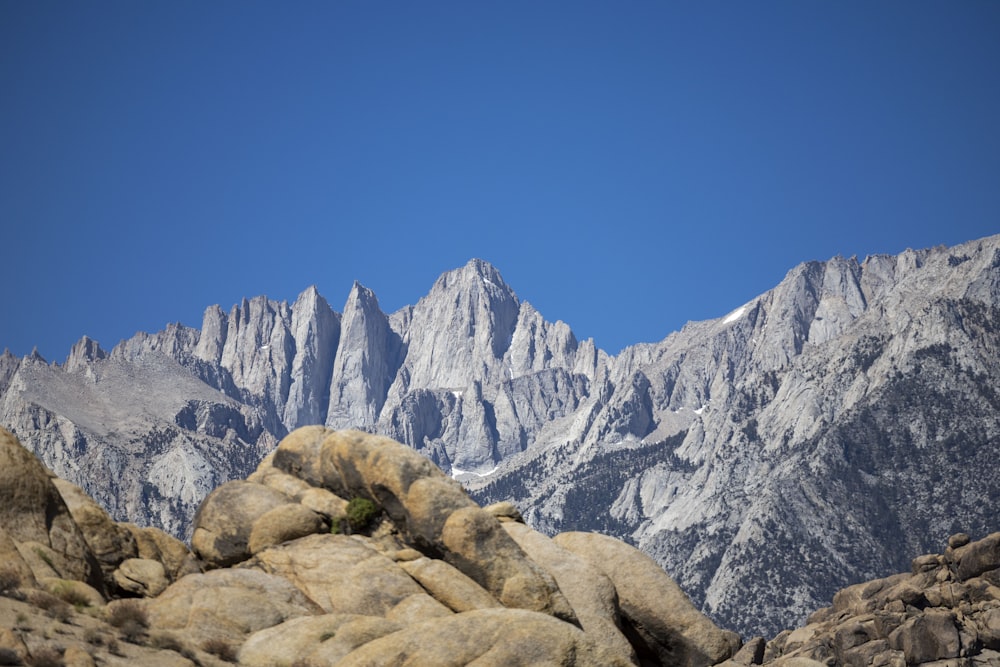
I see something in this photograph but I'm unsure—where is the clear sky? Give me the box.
[2,2,999,360]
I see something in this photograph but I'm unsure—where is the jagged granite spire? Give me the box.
[284,286,340,428]
[325,281,401,430]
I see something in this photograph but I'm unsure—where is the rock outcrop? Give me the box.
[0,425,738,666]
[751,531,1000,667]
[3,424,1000,666]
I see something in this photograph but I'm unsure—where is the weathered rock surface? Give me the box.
[112,557,169,597]
[146,568,322,645]
[2,427,745,666]
[758,532,1000,666]
[555,530,741,667]
[334,608,635,667]
[0,427,104,592]
[191,480,294,567]
[3,426,1000,667]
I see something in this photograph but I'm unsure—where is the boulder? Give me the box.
[980,608,1000,650]
[484,500,524,523]
[52,478,138,584]
[239,613,401,667]
[0,526,36,588]
[247,464,315,500]
[247,503,325,554]
[146,568,322,645]
[122,523,201,581]
[888,609,961,664]
[384,592,452,624]
[554,531,740,667]
[441,506,576,622]
[322,429,468,540]
[112,558,169,597]
[0,427,103,591]
[398,556,501,613]
[503,521,637,663]
[336,608,635,667]
[951,532,1000,582]
[190,480,294,567]
[269,424,332,488]
[246,533,426,616]
[298,487,350,520]
[38,576,105,607]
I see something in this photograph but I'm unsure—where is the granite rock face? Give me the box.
[3,235,1000,636]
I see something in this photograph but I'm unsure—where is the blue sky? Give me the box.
[2,2,998,360]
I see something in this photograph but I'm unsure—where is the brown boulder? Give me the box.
[247,533,426,616]
[398,556,502,613]
[554,531,740,667]
[337,607,634,666]
[502,521,636,663]
[247,503,326,554]
[322,429,466,540]
[0,428,103,591]
[951,532,1000,582]
[112,558,169,597]
[238,613,402,667]
[441,506,576,622]
[147,568,322,645]
[320,430,576,621]
[52,478,138,584]
[190,480,294,567]
[269,424,333,488]
[122,523,201,581]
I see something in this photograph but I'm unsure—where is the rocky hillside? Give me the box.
[3,235,1000,637]
[3,426,1000,667]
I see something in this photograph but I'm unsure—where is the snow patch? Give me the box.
[722,306,747,324]
[259,344,270,350]
[693,404,708,415]
[451,465,498,479]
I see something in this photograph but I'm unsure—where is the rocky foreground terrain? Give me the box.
[3,426,1000,667]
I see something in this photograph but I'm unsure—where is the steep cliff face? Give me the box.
[3,236,1000,637]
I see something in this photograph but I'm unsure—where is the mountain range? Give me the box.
[3,234,999,637]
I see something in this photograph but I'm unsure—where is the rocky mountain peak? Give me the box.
[325,281,398,431]
[64,336,107,372]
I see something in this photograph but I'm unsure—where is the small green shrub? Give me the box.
[345,497,379,533]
